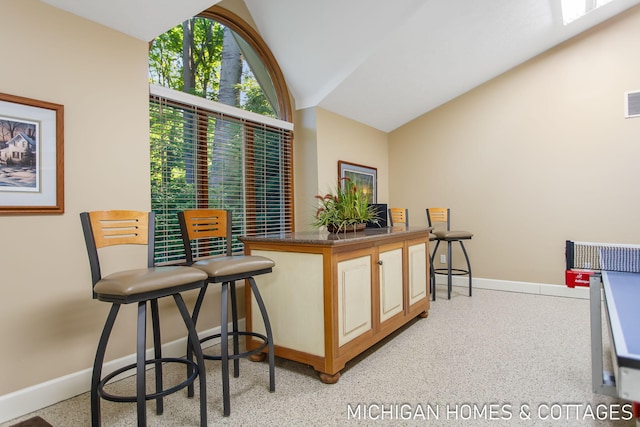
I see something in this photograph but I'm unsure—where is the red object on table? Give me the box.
[565,269,594,288]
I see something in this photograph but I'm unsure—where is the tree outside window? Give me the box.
[149,8,293,263]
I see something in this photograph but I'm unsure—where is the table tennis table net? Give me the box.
[566,240,640,273]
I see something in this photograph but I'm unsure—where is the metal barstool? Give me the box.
[426,208,473,300]
[178,209,275,417]
[80,210,208,427]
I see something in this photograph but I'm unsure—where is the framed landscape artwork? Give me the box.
[338,160,377,203]
[0,93,64,214]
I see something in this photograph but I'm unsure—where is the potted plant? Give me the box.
[313,178,380,232]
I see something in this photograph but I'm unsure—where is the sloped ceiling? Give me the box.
[41,0,640,132]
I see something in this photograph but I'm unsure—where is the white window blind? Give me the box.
[149,84,294,264]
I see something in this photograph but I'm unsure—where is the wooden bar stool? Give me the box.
[389,208,436,300]
[388,207,409,227]
[389,208,437,300]
[80,210,209,427]
[426,208,473,300]
[178,209,275,417]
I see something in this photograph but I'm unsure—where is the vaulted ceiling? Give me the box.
[41,0,640,132]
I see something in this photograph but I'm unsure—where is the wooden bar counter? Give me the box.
[240,226,431,383]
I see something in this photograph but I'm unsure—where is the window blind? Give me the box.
[149,84,294,264]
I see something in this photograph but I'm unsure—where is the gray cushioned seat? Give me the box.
[432,230,473,240]
[95,266,207,296]
[192,256,275,278]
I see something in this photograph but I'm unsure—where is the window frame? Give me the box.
[200,6,292,122]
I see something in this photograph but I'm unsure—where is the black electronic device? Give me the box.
[366,203,388,228]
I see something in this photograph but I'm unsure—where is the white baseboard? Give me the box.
[0,278,588,424]
[434,275,590,299]
[0,322,235,424]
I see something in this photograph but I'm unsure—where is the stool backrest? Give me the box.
[388,208,409,227]
[426,208,451,231]
[80,210,155,292]
[178,209,233,263]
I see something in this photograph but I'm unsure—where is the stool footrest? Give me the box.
[434,268,470,276]
[201,331,269,361]
[98,357,199,403]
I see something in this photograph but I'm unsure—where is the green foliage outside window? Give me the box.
[149,15,289,264]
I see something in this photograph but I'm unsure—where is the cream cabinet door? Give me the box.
[251,250,325,357]
[337,255,372,347]
[379,247,404,322]
[408,242,428,306]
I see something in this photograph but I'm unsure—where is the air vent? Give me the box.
[625,91,640,118]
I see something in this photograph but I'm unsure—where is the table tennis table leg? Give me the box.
[631,402,640,427]
[590,273,617,397]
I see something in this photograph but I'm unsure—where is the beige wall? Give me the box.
[293,107,320,231]
[0,1,246,409]
[0,0,296,418]
[389,5,640,285]
[0,0,151,396]
[4,0,640,418]
[294,107,389,231]
[0,0,389,414]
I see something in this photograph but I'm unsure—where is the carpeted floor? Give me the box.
[2,286,635,426]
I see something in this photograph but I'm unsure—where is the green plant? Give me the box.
[313,178,379,232]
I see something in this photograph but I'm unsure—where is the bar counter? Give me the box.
[241,226,431,246]
[241,226,432,383]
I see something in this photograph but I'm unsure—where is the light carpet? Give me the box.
[2,286,634,426]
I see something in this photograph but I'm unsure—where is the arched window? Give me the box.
[149,6,293,263]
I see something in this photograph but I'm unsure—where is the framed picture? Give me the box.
[338,160,377,203]
[0,93,64,214]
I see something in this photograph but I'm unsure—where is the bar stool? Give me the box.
[426,208,473,300]
[178,209,275,417]
[388,207,409,227]
[389,208,438,300]
[80,210,209,427]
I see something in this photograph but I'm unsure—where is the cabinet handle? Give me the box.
[377,260,383,265]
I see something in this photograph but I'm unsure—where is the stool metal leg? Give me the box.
[187,286,208,398]
[230,281,240,377]
[174,293,208,427]
[447,241,453,299]
[150,299,163,415]
[249,277,275,393]
[431,240,441,301]
[220,282,231,417]
[429,252,436,301]
[92,304,120,427]
[459,241,472,296]
[136,301,147,427]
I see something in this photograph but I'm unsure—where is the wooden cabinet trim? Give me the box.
[243,229,431,380]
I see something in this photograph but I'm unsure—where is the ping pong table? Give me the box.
[591,270,640,402]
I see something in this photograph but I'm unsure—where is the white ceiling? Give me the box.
[41,0,640,132]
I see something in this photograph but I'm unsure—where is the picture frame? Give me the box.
[338,160,377,203]
[0,93,64,214]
